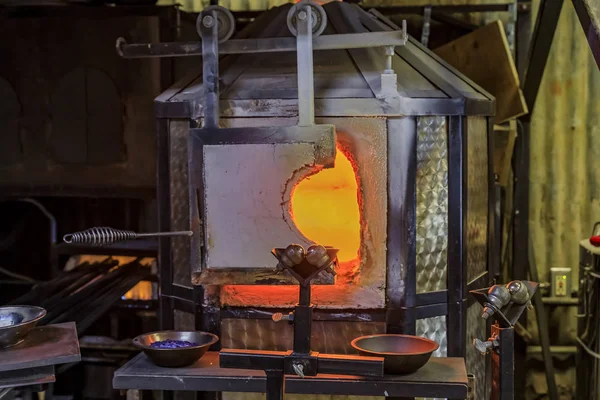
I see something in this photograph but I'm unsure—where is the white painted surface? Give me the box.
[203,142,316,269]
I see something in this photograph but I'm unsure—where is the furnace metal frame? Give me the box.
[153,3,497,398]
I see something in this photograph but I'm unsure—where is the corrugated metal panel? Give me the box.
[416,316,448,400]
[416,116,449,293]
[416,315,448,358]
[529,0,600,284]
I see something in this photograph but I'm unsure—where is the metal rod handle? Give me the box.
[63,227,193,246]
[115,31,408,59]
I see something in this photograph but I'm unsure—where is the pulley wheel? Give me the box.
[197,5,236,43]
[287,1,327,37]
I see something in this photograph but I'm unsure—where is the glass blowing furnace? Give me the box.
[151,2,496,398]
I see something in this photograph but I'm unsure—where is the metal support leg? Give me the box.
[265,370,285,400]
[294,283,312,354]
[491,325,514,400]
[521,0,564,113]
[293,305,312,354]
[296,4,315,127]
[572,0,600,69]
[527,237,559,400]
[511,120,528,400]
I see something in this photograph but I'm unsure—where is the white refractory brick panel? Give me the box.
[203,142,317,270]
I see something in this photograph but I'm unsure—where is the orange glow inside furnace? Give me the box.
[67,255,155,301]
[290,146,360,263]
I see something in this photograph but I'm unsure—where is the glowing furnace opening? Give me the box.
[289,146,360,263]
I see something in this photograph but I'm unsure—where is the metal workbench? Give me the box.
[0,322,81,391]
[114,352,468,399]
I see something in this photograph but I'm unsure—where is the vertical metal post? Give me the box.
[296,5,315,127]
[385,118,417,335]
[516,0,532,81]
[447,116,467,357]
[511,123,528,400]
[576,245,588,399]
[514,3,563,397]
[493,180,502,281]
[491,325,514,400]
[265,371,285,400]
[157,119,174,332]
[201,10,220,128]
[294,283,312,354]
[571,0,600,69]
[521,0,564,113]
[487,117,500,283]
[420,6,431,47]
[513,4,531,394]
[527,238,559,400]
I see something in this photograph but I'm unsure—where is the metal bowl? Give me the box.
[133,331,219,367]
[0,305,47,349]
[351,334,439,375]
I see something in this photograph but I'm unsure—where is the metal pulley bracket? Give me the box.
[287,1,327,38]
[198,6,225,128]
[292,1,318,126]
[197,5,235,43]
[115,2,408,137]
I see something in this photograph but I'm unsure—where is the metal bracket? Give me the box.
[378,44,399,99]
[200,9,220,128]
[296,3,315,127]
[473,333,499,355]
[378,20,406,99]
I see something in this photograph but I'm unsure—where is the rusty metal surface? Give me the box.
[0,365,55,389]
[466,302,488,400]
[466,116,489,283]
[416,315,448,358]
[221,319,384,354]
[416,116,448,293]
[0,322,80,372]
